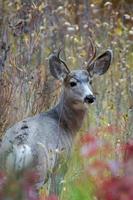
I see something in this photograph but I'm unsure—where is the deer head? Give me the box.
[49,43,112,107]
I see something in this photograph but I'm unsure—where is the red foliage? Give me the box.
[0,171,7,199]
[45,194,59,200]
[0,171,6,189]
[80,133,102,157]
[101,124,121,134]
[123,139,133,162]
[23,170,40,186]
[21,170,39,200]
[80,134,97,144]
[80,129,133,200]
[100,176,133,200]
[96,138,133,200]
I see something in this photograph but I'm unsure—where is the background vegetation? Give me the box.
[0,0,133,199]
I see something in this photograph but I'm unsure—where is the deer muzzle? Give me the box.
[84,95,96,104]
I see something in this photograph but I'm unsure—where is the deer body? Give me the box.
[0,48,112,193]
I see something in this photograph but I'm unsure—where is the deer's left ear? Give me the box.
[87,50,113,76]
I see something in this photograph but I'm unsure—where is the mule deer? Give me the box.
[0,44,112,194]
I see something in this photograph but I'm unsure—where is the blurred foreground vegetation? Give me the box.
[0,0,133,199]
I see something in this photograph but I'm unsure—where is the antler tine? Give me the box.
[87,37,97,68]
[57,48,70,73]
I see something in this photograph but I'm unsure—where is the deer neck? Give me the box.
[55,92,87,135]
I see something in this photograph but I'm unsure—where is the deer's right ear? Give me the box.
[49,51,70,80]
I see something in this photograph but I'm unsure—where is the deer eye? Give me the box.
[70,81,77,87]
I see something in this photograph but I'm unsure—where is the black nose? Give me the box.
[84,95,96,104]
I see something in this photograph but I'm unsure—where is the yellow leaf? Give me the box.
[114,27,123,36]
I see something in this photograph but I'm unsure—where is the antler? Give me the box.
[57,48,70,73]
[86,38,97,69]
